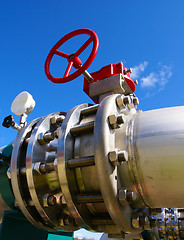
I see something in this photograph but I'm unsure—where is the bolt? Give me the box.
[108,114,117,127]
[118,150,128,162]
[133,97,139,106]
[50,115,65,126]
[118,189,128,206]
[123,96,131,105]
[43,132,55,143]
[108,114,125,129]
[37,132,55,145]
[124,68,132,75]
[126,191,137,202]
[116,96,126,110]
[37,132,45,145]
[63,215,74,226]
[132,217,139,229]
[47,195,56,206]
[43,194,56,207]
[109,150,128,166]
[108,150,118,166]
[117,115,125,124]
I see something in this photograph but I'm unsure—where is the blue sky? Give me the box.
[0,0,184,239]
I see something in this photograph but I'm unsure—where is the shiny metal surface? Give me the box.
[131,106,184,208]
[9,90,184,239]
[95,94,141,234]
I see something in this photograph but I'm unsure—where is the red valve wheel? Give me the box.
[45,28,99,84]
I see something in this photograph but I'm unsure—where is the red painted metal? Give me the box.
[45,28,99,83]
[83,62,135,101]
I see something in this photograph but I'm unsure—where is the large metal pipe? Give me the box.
[131,106,184,208]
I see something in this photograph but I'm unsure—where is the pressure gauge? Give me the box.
[11,91,35,116]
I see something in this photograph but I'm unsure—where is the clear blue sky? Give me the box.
[0,0,184,239]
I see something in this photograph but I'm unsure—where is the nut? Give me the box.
[126,191,137,202]
[37,132,45,145]
[117,115,125,124]
[43,193,56,207]
[63,215,75,226]
[118,189,128,206]
[133,97,139,106]
[132,217,140,229]
[116,96,126,110]
[108,114,117,129]
[50,115,65,125]
[123,96,131,105]
[118,150,128,162]
[108,150,118,165]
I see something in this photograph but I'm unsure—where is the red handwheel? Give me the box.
[45,28,99,84]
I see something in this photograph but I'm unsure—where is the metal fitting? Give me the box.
[118,150,128,162]
[50,115,65,126]
[109,150,128,166]
[43,194,56,207]
[134,79,138,85]
[37,132,55,145]
[126,190,137,202]
[108,150,118,166]
[116,96,126,110]
[124,68,132,75]
[63,215,75,226]
[133,97,139,106]
[123,96,131,105]
[39,162,55,174]
[117,114,125,124]
[108,114,117,129]
[132,217,140,229]
[108,114,125,129]
[118,189,128,206]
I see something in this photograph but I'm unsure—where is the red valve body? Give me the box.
[83,62,135,103]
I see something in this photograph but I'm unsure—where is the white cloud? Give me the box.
[141,72,158,87]
[140,64,172,89]
[131,61,148,79]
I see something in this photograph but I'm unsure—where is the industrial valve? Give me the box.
[1,29,184,240]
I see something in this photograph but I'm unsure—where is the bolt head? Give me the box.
[37,133,45,145]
